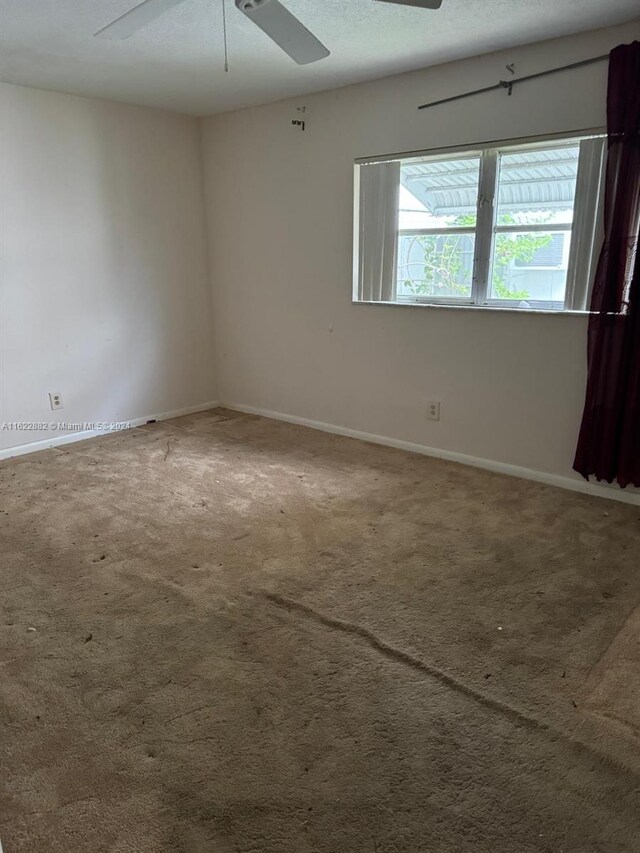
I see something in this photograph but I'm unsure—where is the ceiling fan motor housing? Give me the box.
[236,0,271,10]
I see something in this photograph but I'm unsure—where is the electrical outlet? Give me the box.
[427,401,440,421]
[49,392,63,411]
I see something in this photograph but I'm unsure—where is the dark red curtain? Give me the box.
[573,41,640,489]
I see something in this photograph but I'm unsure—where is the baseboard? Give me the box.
[0,400,220,462]
[221,401,640,507]
[4,398,637,506]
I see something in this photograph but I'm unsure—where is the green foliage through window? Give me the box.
[400,213,553,301]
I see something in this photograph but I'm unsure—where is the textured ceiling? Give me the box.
[0,0,638,116]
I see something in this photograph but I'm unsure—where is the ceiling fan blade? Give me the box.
[94,0,191,40]
[374,0,443,8]
[235,0,330,65]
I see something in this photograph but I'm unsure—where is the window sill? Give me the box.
[353,299,590,317]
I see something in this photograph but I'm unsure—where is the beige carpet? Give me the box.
[1,408,639,852]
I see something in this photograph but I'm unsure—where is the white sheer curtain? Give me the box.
[357,161,400,302]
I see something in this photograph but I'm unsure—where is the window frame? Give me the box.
[354,128,606,314]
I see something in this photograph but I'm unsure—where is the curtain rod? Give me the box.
[417,53,609,111]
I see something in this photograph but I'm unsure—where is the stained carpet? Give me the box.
[1,408,639,852]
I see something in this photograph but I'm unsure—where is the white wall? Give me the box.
[0,83,216,455]
[201,22,640,499]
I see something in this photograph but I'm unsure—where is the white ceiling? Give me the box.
[0,0,638,116]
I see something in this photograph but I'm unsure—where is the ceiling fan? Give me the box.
[95,0,443,65]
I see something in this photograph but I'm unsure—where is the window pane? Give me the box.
[495,145,580,227]
[489,230,571,305]
[399,156,480,229]
[397,233,475,299]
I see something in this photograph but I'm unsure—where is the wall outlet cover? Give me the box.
[427,401,440,421]
[49,392,63,410]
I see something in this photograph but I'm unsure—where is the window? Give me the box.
[354,132,606,311]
